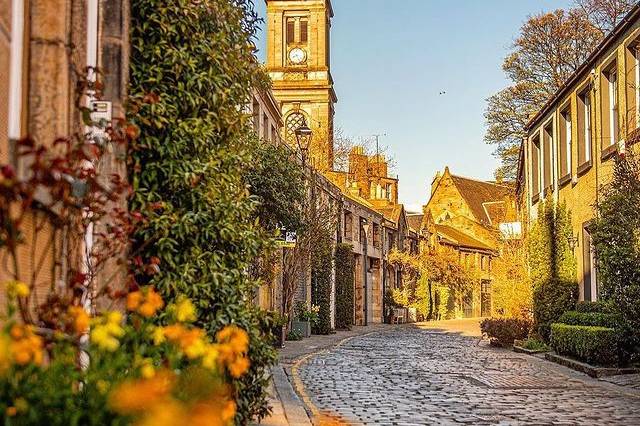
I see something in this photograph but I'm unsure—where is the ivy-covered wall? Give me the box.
[128,0,275,422]
[335,243,355,330]
[312,230,333,335]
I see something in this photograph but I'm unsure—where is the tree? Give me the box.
[591,151,640,355]
[575,0,635,34]
[332,129,396,174]
[389,247,475,320]
[485,2,632,180]
[491,238,532,318]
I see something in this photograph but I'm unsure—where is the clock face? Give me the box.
[288,47,307,65]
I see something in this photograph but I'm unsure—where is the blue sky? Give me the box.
[254,0,572,212]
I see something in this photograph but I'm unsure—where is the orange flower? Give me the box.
[189,399,237,426]
[68,306,90,334]
[127,287,164,318]
[8,325,43,366]
[109,370,175,415]
[227,356,250,378]
[215,325,249,355]
[5,407,16,417]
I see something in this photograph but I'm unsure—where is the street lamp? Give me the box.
[295,123,313,165]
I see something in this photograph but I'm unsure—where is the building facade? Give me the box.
[520,4,640,302]
[421,167,517,317]
[0,0,129,309]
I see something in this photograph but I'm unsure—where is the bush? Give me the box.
[557,311,619,329]
[480,317,533,347]
[591,152,640,358]
[533,278,578,341]
[519,338,549,351]
[335,244,355,330]
[311,231,333,335]
[129,1,276,422]
[550,324,619,366]
[286,330,303,341]
[576,301,612,314]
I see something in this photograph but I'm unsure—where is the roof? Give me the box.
[449,174,513,226]
[435,224,494,252]
[526,3,640,131]
[377,204,403,224]
[406,213,424,232]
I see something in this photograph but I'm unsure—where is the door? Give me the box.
[481,280,492,317]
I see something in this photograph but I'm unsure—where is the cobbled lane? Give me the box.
[297,326,640,425]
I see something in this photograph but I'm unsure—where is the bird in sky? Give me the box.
[439,91,446,95]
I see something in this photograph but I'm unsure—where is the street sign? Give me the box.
[276,230,297,248]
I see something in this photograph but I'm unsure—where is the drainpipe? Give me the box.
[8,0,25,145]
[362,220,369,326]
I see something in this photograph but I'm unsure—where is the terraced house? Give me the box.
[519,4,640,302]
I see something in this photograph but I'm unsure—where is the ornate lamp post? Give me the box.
[294,122,312,166]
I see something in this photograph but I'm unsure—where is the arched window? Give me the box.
[285,111,307,144]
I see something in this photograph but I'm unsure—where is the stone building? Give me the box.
[421,167,517,317]
[0,0,129,308]
[518,3,640,302]
[265,0,337,171]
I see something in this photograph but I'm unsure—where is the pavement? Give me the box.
[259,319,640,425]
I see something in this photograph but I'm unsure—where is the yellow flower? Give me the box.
[136,400,185,426]
[140,359,155,379]
[5,281,29,298]
[174,298,197,323]
[202,345,220,371]
[151,326,166,345]
[14,398,28,413]
[91,311,124,352]
[216,325,249,355]
[96,380,109,394]
[0,333,11,375]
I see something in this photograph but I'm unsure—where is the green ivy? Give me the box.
[128,0,275,423]
[334,243,355,330]
[311,229,333,335]
[528,199,578,340]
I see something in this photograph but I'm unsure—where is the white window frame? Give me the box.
[636,47,640,128]
[564,111,572,176]
[609,69,618,146]
[583,93,592,163]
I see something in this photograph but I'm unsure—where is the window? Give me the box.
[373,223,381,248]
[344,211,353,240]
[601,65,618,149]
[625,44,639,131]
[582,226,598,301]
[386,183,392,200]
[252,100,260,133]
[262,113,269,141]
[610,69,619,146]
[577,91,592,165]
[300,19,308,43]
[286,19,295,45]
[543,123,553,191]
[531,134,541,197]
[285,112,307,144]
[559,108,572,179]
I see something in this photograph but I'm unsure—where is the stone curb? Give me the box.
[271,365,312,426]
[545,352,640,378]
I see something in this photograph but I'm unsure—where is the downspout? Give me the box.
[8,0,25,145]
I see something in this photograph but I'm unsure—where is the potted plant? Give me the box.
[266,311,288,349]
[292,302,319,338]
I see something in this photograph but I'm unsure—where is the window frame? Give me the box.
[577,88,593,174]
[559,105,572,186]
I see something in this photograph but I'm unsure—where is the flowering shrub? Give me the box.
[0,284,250,425]
[294,301,320,324]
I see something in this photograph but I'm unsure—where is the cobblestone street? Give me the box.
[296,324,640,425]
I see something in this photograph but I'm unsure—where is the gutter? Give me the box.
[525,4,640,131]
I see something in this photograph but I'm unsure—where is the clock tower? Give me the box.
[265,0,337,170]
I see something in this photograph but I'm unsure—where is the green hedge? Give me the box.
[557,311,619,329]
[312,233,333,335]
[576,301,611,314]
[550,324,619,366]
[533,278,578,341]
[334,243,354,330]
[480,317,532,347]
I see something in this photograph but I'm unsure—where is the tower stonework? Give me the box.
[265,0,337,170]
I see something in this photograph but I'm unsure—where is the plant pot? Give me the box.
[292,320,311,338]
[272,325,286,349]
